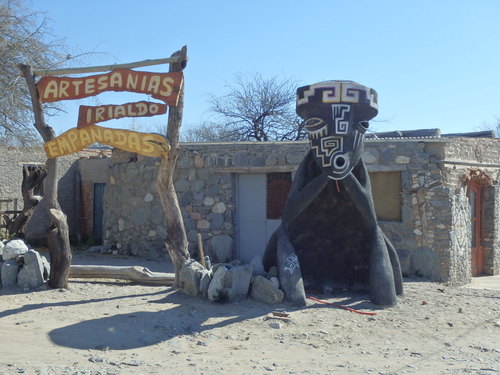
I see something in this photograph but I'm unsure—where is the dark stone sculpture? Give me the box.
[263,80,403,307]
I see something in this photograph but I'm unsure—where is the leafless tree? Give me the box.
[481,117,500,138]
[0,0,72,145]
[185,73,305,142]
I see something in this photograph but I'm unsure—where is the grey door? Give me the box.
[237,174,283,263]
[93,183,105,244]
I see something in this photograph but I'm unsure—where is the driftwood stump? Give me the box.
[18,64,72,289]
[3,165,46,236]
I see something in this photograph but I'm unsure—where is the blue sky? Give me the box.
[33,0,500,136]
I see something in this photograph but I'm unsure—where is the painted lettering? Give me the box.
[72,80,83,96]
[59,81,70,98]
[84,78,96,95]
[114,106,126,118]
[67,130,79,150]
[37,70,182,105]
[160,77,174,96]
[109,71,122,88]
[126,74,138,90]
[147,76,160,93]
[95,107,105,122]
[77,101,167,128]
[103,129,114,143]
[43,80,58,100]
[97,76,108,90]
[44,125,170,159]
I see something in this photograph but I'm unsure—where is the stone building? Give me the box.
[98,131,499,285]
[1,131,499,285]
[0,145,94,242]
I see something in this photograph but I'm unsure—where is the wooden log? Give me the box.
[32,56,184,76]
[157,46,190,283]
[6,165,46,236]
[69,265,175,285]
[197,233,206,268]
[18,64,73,289]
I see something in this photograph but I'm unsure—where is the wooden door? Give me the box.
[468,181,484,276]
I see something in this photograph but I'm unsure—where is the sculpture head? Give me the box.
[296,80,378,180]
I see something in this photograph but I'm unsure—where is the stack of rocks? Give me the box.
[178,255,284,304]
[0,239,50,290]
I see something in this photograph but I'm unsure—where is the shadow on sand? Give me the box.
[46,288,382,351]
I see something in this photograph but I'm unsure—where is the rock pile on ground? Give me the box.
[0,239,50,290]
[178,256,284,304]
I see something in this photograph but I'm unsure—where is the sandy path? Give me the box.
[0,253,498,375]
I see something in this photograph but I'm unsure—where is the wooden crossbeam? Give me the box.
[32,56,185,76]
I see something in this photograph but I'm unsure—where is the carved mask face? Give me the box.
[296,81,378,180]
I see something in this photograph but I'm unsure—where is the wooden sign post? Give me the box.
[157,46,190,281]
[19,47,189,289]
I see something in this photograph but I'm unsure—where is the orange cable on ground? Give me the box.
[307,296,378,316]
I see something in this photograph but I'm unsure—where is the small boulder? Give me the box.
[17,250,45,290]
[249,255,266,276]
[207,266,228,302]
[40,255,50,280]
[267,266,279,278]
[270,277,280,289]
[251,275,284,304]
[1,259,20,287]
[178,259,204,296]
[225,265,253,302]
[198,269,212,298]
[2,239,29,261]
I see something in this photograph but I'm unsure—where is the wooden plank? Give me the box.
[37,69,183,106]
[77,101,167,128]
[33,56,184,76]
[44,124,170,159]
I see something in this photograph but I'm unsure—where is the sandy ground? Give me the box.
[0,250,499,375]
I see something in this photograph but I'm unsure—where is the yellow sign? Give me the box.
[44,125,170,159]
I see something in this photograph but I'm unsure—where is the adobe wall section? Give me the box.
[0,145,83,242]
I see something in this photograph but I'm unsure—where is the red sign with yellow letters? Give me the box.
[37,69,183,106]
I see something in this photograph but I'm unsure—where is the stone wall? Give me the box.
[96,137,500,284]
[483,184,500,275]
[0,145,83,243]
[102,142,308,260]
[441,137,500,281]
[362,139,451,281]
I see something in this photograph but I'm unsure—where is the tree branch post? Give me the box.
[18,63,72,289]
[156,46,190,282]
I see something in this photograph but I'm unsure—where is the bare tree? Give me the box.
[481,117,500,138]
[182,121,249,142]
[186,73,305,142]
[0,0,70,145]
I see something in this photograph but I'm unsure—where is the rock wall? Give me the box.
[483,184,500,275]
[441,137,500,282]
[93,137,500,284]
[363,139,451,281]
[103,142,308,260]
[0,145,83,243]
